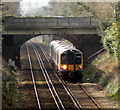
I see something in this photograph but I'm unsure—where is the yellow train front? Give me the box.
[49,40,83,77]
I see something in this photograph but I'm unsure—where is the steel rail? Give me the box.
[35,43,84,110]
[78,83,103,110]
[36,43,52,68]
[55,74,84,110]
[32,44,65,110]
[26,45,41,110]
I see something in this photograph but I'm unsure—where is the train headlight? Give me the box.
[63,65,67,70]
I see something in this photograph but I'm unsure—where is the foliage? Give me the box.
[3,14,18,18]
[82,51,119,102]
[2,61,17,108]
[82,65,102,83]
[102,22,120,60]
[3,14,42,19]
[107,84,120,100]
[34,15,42,18]
[76,2,119,61]
[99,76,109,87]
[48,2,92,17]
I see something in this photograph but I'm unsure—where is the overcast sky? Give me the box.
[20,0,50,16]
[21,0,50,7]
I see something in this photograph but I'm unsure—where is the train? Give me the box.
[49,40,83,77]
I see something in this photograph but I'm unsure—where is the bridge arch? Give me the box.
[2,33,102,68]
[2,17,102,67]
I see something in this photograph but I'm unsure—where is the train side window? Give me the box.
[57,51,59,65]
[51,45,53,56]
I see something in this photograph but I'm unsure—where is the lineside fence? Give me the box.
[87,48,106,64]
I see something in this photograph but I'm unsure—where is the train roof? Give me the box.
[50,40,81,54]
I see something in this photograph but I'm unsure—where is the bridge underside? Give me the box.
[3,28,97,35]
[2,35,34,67]
[2,34,102,68]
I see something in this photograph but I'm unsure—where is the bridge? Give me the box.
[3,17,98,35]
[2,17,102,67]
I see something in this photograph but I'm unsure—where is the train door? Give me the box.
[67,50,75,71]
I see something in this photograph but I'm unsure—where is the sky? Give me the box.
[21,0,50,7]
[20,0,50,16]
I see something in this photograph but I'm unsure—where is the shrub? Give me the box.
[99,76,109,87]
[102,22,120,61]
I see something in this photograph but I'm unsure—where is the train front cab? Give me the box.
[58,50,83,77]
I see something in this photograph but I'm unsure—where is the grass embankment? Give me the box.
[2,60,18,109]
[82,51,119,101]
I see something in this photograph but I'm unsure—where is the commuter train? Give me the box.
[49,40,83,76]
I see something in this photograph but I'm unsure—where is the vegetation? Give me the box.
[2,60,18,108]
[102,22,120,60]
[3,14,19,18]
[3,14,42,18]
[82,52,119,100]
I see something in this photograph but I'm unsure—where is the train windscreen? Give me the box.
[61,54,67,64]
[68,51,74,64]
[61,51,81,64]
[76,54,81,64]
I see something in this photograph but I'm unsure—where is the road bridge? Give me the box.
[3,17,98,35]
[2,17,102,67]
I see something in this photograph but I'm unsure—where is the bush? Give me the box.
[99,76,109,87]
[102,22,120,61]
[3,15,18,18]
[82,65,102,82]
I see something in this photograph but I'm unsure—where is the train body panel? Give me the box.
[49,40,83,75]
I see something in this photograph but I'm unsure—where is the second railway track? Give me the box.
[26,44,58,109]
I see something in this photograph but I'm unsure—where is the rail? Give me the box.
[78,83,103,110]
[26,45,41,110]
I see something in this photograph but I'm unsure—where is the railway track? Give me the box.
[26,45,41,110]
[32,43,84,109]
[26,44,58,109]
[32,44,65,110]
[35,42,103,110]
[78,83,102,110]
[26,42,85,109]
